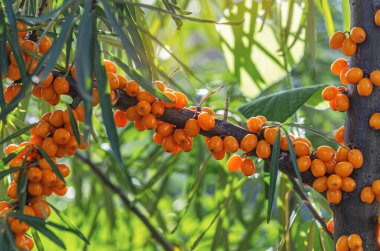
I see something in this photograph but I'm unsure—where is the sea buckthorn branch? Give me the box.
[75,152,173,251]
[113,89,317,186]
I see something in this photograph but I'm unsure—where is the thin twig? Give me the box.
[198,84,225,107]
[37,0,48,16]
[18,0,27,10]
[288,176,333,239]
[224,90,229,121]
[75,152,174,251]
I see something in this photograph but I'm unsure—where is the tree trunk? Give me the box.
[333,1,380,250]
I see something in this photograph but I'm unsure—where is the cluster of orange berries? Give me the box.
[329,27,366,56]
[336,234,363,251]
[358,179,380,204]
[1,109,89,250]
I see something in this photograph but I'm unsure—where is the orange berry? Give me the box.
[357,78,373,97]
[331,59,348,75]
[246,117,263,133]
[372,180,380,195]
[137,90,155,103]
[348,149,363,169]
[294,138,312,148]
[125,106,141,121]
[7,181,18,199]
[334,126,344,144]
[350,27,366,43]
[207,136,223,153]
[35,121,50,138]
[32,199,51,219]
[297,155,311,172]
[335,161,353,177]
[327,219,334,233]
[256,140,271,159]
[345,67,363,84]
[154,81,165,91]
[173,129,187,145]
[10,219,29,235]
[335,93,349,112]
[28,167,43,183]
[329,31,346,49]
[327,188,342,204]
[92,88,99,106]
[42,137,58,157]
[322,86,339,101]
[263,127,279,145]
[240,134,258,152]
[141,114,157,130]
[226,155,243,172]
[361,186,375,204]
[315,145,335,161]
[197,112,215,131]
[375,9,380,26]
[370,113,380,130]
[179,137,193,152]
[39,36,52,54]
[201,107,215,116]
[28,182,43,196]
[311,159,326,177]
[223,136,239,153]
[327,174,342,189]
[340,68,349,85]
[41,85,56,101]
[153,133,164,145]
[136,101,152,116]
[162,135,178,153]
[156,123,175,137]
[184,119,200,137]
[336,236,349,251]
[116,75,128,89]
[348,234,362,249]
[174,91,188,109]
[342,38,357,56]
[107,72,120,90]
[5,144,19,155]
[293,141,310,157]
[370,70,380,86]
[336,146,349,162]
[49,110,64,127]
[58,163,70,178]
[211,149,226,160]
[42,169,57,187]
[257,115,267,122]
[114,110,128,127]
[53,77,70,95]
[280,136,293,151]
[104,60,117,73]
[21,39,37,53]
[53,128,71,145]
[17,21,27,37]
[240,158,255,176]
[312,176,328,193]
[125,80,141,97]
[341,177,356,192]
[151,101,165,117]
[329,99,337,111]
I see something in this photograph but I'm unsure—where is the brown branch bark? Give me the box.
[75,152,174,251]
[332,1,380,249]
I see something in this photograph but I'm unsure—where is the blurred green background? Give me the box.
[1,0,350,250]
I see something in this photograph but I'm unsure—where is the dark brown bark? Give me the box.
[333,1,380,250]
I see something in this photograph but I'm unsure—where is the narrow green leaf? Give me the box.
[4,219,17,251]
[17,149,31,212]
[307,221,316,251]
[67,105,80,144]
[1,146,27,167]
[36,146,65,183]
[284,123,340,146]
[342,0,351,31]
[283,129,304,189]
[162,0,183,29]
[0,123,37,145]
[0,166,23,180]
[46,222,89,244]
[278,202,303,250]
[267,129,281,223]
[320,0,334,36]
[238,85,327,122]
[31,228,45,251]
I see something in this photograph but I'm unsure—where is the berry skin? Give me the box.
[335,161,353,177]
[297,156,311,172]
[246,117,263,133]
[256,140,271,159]
[293,141,310,157]
[350,27,366,43]
[325,159,336,174]
[360,186,375,204]
[153,133,164,145]
[331,59,348,75]
[42,137,58,157]
[345,67,363,84]
[151,101,165,117]
[327,174,342,189]
[312,177,328,192]
[334,126,344,144]
[348,234,362,249]
[341,177,356,192]
[211,149,226,160]
[336,146,349,162]
[53,77,70,95]
[329,31,346,49]
[322,86,339,101]
[207,136,223,153]
[240,158,255,176]
[347,149,363,169]
[197,112,215,131]
[370,113,380,130]
[184,119,200,137]
[125,106,141,121]
[327,189,342,204]
[223,136,239,153]
[125,80,141,97]
[370,70,380,86]
[49,110,64,127]
[342,38,357,56]
[336,236,349,251]
[136,101,152,116]
[7,181,18,199]
[28,182,43,196]
[375,9,380,26]
[240,134,258,152]
[156,123,175,137]
[53,128,71,145]
[141,114,157,130]
[327,219,334,233]
[315,145,335,162]
[174,92,188,109]
[357,78,373,96]
[339,68,349,86]
[311,159,326,177]
[263,127,279,145]
[335,94,349,112]
[227,155,242,172]
[28,167,43,183]
[114,110,128,127]
[294,138,312,148]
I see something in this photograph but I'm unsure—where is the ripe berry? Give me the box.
[325,159,336,174]
[348,234,362,249]
[263,127,279,145]
[207,136,223,153]
[293,141,310,157]
[294,138,312,148]
[28,167,43,183]
[331,58,348,75]
[336,236,349,251]
[42,137,58,157]
[329,31,346,49]
[141,114,157,130]
[136,101,152,116]
[312,176,328,193]
[327,219,334,233]
[357,78,373,96]
[201,107,215,116]
[212,149,226,160]
[184,119,200,137]
[173,129,187,145]
[335,161,353,177]
[227,155,242,172]
[28,182,43,196]
[153,133,164,145]
[125,80,141,97]
[376,9,380,26]
[342,38,357,56]
[327,174,342,189]
[311,159,327,177]
[137,90,156,103]
[256,140,271,159]
[179,137,193,152]
[42,169,57,187]
[246,117,263,133]
[372,180,380,195]
[223,136,239,153]
[114,110,128,127]
[280,136,293,151]
[240,158,255,176]
[369,70,380,87]
[240,134,258,152]
[360,186,375,204]
[336,146,349,162]
[156,123,175,137]
[53,77,70,95]
[315,145,335,161]
[162,135,178,153]
[327,188,342,204]
[341,177,356,192]
[322,86,339,101]
[335,94,349,112]
[53,128,71,145]
[197,112,215,131]
[151,101,165,117]
[347,149,363,169]
[297,156,311,172]
[174,92,188,109]
[350,27,366,43]
[345,67,363,84]
[334,126,344,144]
[117,75,128,89]
[370,113,380,130]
